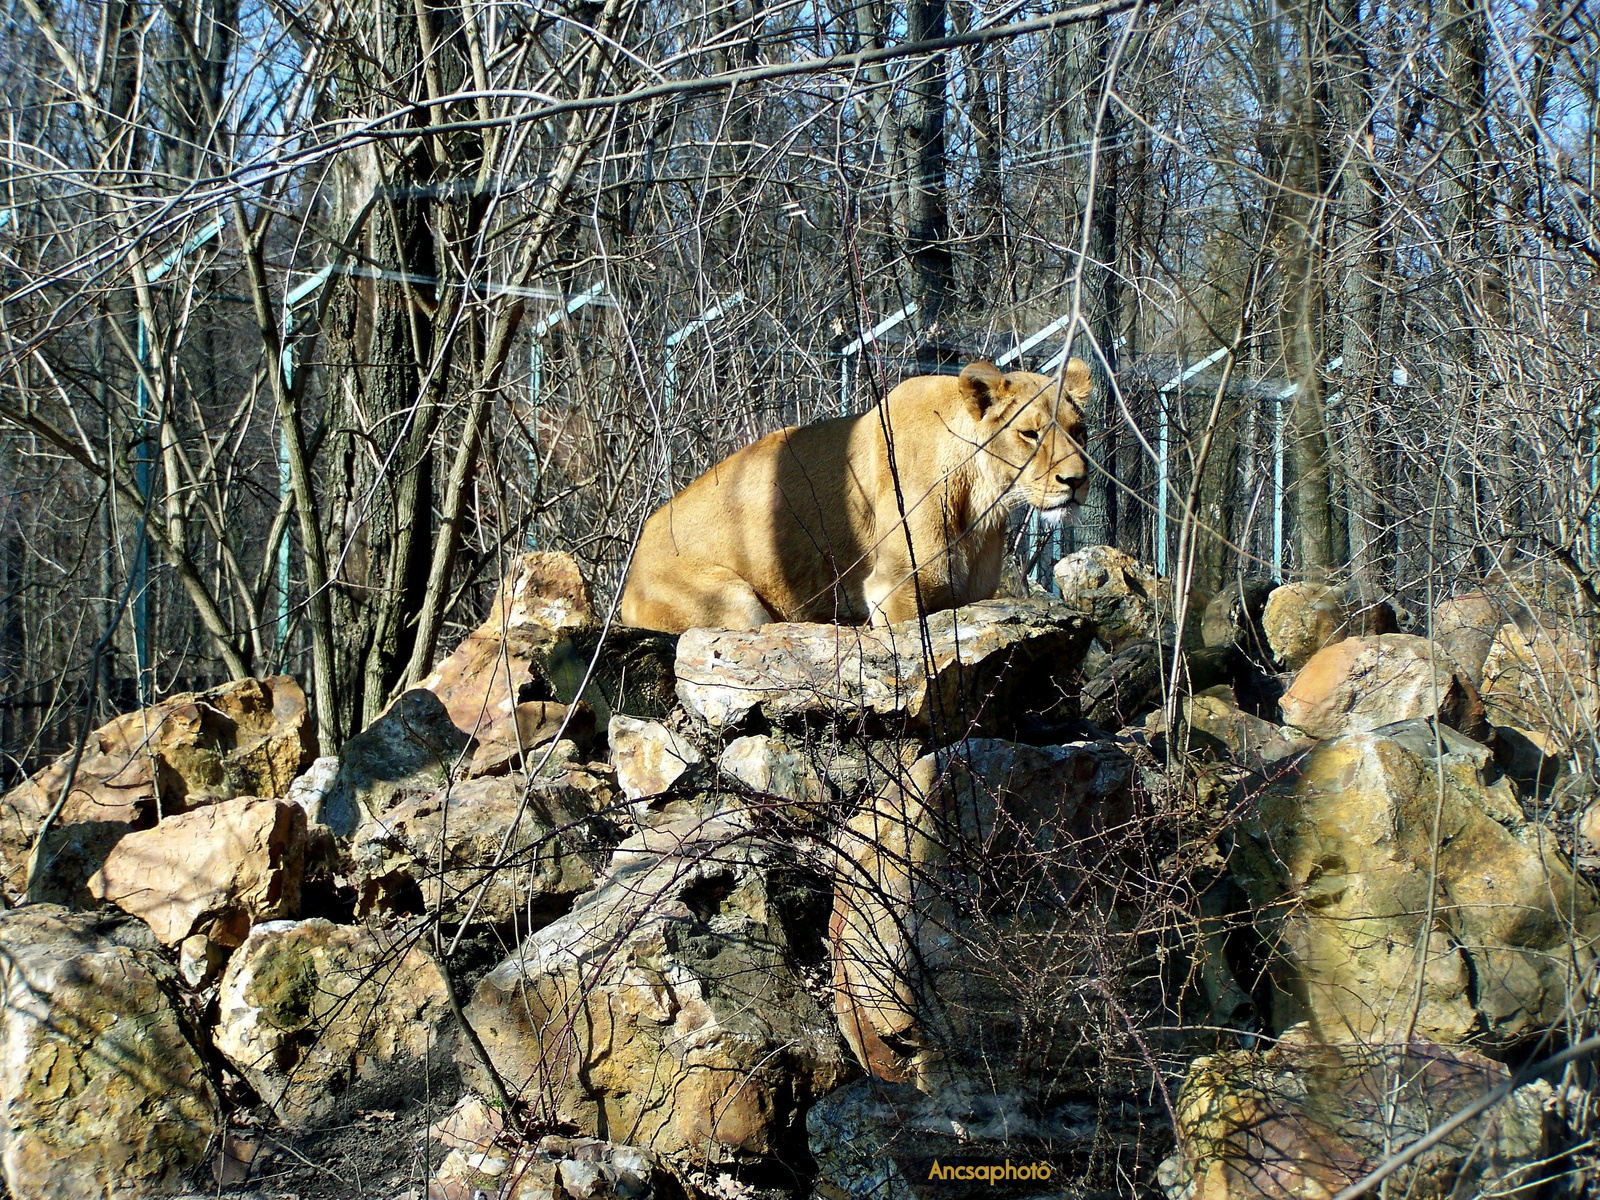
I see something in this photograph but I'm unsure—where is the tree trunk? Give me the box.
[320,3,444,738]
[1084,13,1120,551]
[1328,0,1387,597]
[1279,0,1335,576]
[903,0,953,326]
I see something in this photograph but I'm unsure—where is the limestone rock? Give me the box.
[89,795,306,946]
[0,675,316,901]
[417,623,541,750]
[285,753,339,815]
[212,918,453,1128]
[609,716,703,803]
[429,1136,658,1200]
[491,551,596,635]
[350,763,613,927]
[1279,634,1488,741]
[1201,577,1276,658]
[1261,582,1346,671]
[832,738,1133,1088]
[1230,719,1600,1044]
[1480,618,1596,738]
[676,598,1092,734]
[416,552,595,751]
[718,734,826,813]
[95,674,315,807]
[179,932,229,989]
[1432,592,1503,685]
[463,815,849,1168]
[430,1093,505,1153]
[316,689,471,836]
[469,700,594,777]
[19,821,130,908]
[1160,1028,1550,1200]
[1052,544,1184,650]
[0,906,217,1199]
[1181,692,1311,769]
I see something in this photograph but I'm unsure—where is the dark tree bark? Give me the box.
[902,0,953,325]
[1086,13,1120,550]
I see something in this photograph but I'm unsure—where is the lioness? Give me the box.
[619,359,1091,633]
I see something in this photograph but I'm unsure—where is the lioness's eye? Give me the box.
[1020,429,1040,442]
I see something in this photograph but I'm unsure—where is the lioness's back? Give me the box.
[621,413,880,629]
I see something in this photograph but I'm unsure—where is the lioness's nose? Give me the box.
[1056,467,1087,490]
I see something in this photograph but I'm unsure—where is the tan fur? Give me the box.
[619,359,1093,633]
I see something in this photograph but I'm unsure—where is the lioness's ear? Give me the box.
[960,361,1006,417]
[1062,357,1093,401]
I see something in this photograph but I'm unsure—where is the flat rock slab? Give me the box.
[89,795,306,946]
[1232,719,1600,1045]
[675,598,1091,734]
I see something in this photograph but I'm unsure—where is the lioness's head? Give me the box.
[959,358,1091,521]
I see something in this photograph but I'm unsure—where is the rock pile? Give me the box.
[0,547,1593,1199]
[0,674,316,904]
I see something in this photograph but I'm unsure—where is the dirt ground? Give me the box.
[180,1066,465,1200]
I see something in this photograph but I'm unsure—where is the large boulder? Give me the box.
[315,688,471,836]
[675,598,1092,736]
[1201,577,1276,658]
[1431,592,1503,685]
[212,918,454,1128]
[1231,719,1600,1044]
[0,675,316,903]
[463,815,850,1169]
[88,795,306,946]
[1261,582,1346,671]
[1160,1027,1551,1200]
[92,674,317,803]
[417,551,595,748]
[1278,634,1488,742]
[0,906,217,1199]
[831,738,1133,1089]
[1479,617,1596,737]
[350,759,615,928]
[1052,545,1183,650]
